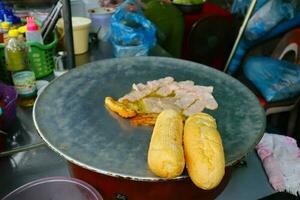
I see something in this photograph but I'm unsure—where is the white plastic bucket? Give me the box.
[57,17,91,55]
[88,7,114,41]
[71,0,87,17]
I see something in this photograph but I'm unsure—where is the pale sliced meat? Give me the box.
[132,83,146,91]
[160,102,181,113]
[147,77,174,90]
[194,85,213,93]
[203,93,218,110]
[118,91,142,102]
[155,81,180,97]
[158,76,174,85]
[178,80,194,88]
[156,84,175,96]
[175,96,196,109]
[119,88,152,102]
[183,99,206,117]
[142,97,164,113]
[120,77,174,102]
[142,97,180,113]
[118,76,218,115]
[174,88,189,98]
[168,82,180,91]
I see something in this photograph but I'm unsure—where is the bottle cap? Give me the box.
[18,25,27,34]
[26,17,39,31]
[1,22,9,29]
[8,29,19,38]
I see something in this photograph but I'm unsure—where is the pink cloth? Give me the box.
[256,133,300,196]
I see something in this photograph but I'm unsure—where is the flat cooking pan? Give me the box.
[33,57,265,199]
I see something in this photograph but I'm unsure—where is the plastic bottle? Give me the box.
[0,20,3,43]
[17,25,26,42]
[53,51,68,77]
[1,22,10,43]
[5,30,37,107]
[25,17,43,44]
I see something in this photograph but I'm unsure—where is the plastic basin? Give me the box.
[2,177,103,200]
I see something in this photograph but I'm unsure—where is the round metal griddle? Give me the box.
[33,57,265,181]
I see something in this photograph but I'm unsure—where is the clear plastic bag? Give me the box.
[110,0,157,57]
[243,56,300,102]
[245,0,298,41]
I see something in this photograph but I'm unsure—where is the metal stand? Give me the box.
[62,0,76,69]
[224,0,257,73]
[0,142,46,157]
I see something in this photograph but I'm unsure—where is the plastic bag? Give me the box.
[243,56,300,102]
[0,83,17,130]
[110,0,157,57]
[231,0,268,16]
[245,0,298,41]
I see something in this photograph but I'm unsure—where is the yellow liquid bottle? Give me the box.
[5,30,37,107]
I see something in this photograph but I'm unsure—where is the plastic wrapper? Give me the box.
[245,0,298,41]
[243,56,300,102]
[110,0,156,57]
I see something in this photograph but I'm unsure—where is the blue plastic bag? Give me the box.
[243,56,300,102]
[231,0,268,16]
[0,2,21,23]
[110,0,157,57]
[227,11,300,75]
[245,0,298,41]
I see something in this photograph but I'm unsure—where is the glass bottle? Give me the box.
[5,30,37,107]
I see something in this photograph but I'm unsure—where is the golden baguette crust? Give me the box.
[184,113,225,190]
[148,109,185,178]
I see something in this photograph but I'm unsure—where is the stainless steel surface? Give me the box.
[224,0,257,73]
[0,42,170,157]
[1,41,274,199]
[33,56,265,181]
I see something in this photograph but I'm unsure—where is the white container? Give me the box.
[57,17,91,55]
[88,7,114,41]
[82,0,99,9]
[71,0,87,17]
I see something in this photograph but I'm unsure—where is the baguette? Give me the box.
[148,109,185,178]
[184,113,225,190]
